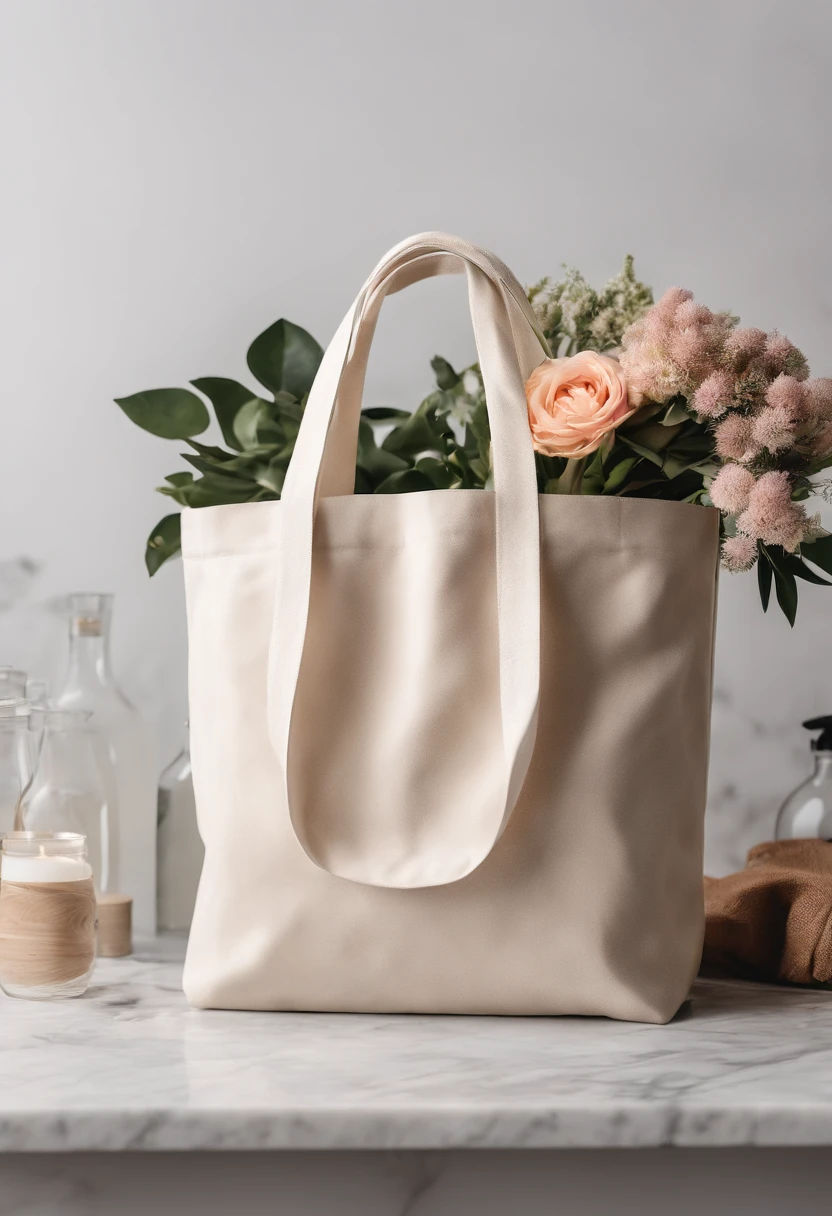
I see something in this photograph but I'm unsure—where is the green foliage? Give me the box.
[246,319,323,399]
[145,513,182,575]
[115,389,210,439]
[114,254,831,627]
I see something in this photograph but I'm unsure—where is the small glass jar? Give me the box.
[0,832,97,999]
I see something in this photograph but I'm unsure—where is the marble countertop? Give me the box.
[3,937,832,1152]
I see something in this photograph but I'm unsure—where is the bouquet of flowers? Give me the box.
[118,257,832,623]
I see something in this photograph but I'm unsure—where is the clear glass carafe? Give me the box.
[54,593,156,932]
[18,708,113,893]
[0,698,32,836]
[0,667,27,699]
[157,725,203,931]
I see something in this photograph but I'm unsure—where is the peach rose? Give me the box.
[525,352,635,459]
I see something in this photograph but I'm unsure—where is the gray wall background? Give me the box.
[2,0,831,874]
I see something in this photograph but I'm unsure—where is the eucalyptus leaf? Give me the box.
[415,456,458,489]
[356,418,410,484]
[382,408,442,458]
[190,377,255,451]
[115,389,209,440]
[181,453,258,485]
[145,513,182,576]
[156,471,194,506]
[247,319,323,399]
[373,468,436,494]
[362,407,411,421]
[431,355,460,390]
[184,466,260,500]
[233,397,276,450]
[254,456,286,495]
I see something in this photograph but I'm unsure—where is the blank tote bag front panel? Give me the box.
[182,234,719,1024]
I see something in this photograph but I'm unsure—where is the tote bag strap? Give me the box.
[268,233,548,888]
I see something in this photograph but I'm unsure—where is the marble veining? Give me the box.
[1,938,832,1152]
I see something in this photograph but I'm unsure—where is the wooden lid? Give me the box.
[97,893,133,958]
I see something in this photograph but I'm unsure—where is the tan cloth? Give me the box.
[703,839,832,985]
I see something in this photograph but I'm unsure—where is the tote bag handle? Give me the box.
[268,233,549,888]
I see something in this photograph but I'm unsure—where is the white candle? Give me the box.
[1,854,93,883]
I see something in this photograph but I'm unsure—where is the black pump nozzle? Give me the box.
[803,716,832,751]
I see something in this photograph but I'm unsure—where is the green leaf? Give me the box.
[115,389,209,440]
[156,471,194,506]
[758,548,773,611]
[362,407,411,421]
[373,469,436,494]
[415,456,458,489]
[233,397,277,450]
[661,400,690,426]
[190,378,255,451]
[254,456,286,496]
[180,453,258,485]
[356,418,409,484]
[184,475,260,507]
[769,555,798,627]
[603,456,637,493]
[431,356,461,390]
[768,545,832,587]
[246,319,323,399]
[802,535,832,577]
[381,409,441,459]
[145,513,182,576]
[618,434,664,467]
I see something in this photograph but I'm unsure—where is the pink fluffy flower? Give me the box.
[753,405,796,453]
[715,414,756,461]
[654,286,693,321]
[811,420,832,459]
[693,370,734,418]
[805,378,832,421]
[765,374,806,417]
[736,471,808,550]
[721,534,758,572]
[709,464,756,514]
[723,327,767,370]
[764,333,809,381]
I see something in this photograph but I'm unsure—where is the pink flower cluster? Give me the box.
[620,288,832,572]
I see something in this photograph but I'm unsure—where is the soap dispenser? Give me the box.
[775,717,832,841]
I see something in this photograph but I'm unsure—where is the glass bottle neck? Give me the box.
[65,633,115,691]
[813,753,832,779]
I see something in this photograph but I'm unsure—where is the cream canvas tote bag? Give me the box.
[182,233,719,1024]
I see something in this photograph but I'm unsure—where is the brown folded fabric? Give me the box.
[702,839,832,986]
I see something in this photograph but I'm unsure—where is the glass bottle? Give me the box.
[775,716,832,841]
[0,667,27,699]
[0,698,32,836]
[54,593,156,933]
[18,708,113,893]
[157,724,204,931]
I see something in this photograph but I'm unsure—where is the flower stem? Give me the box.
[557,456,587,494]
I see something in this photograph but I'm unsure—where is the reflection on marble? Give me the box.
[2,939,832,1153]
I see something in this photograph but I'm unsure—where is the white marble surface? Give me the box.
[3,937,832,1153]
